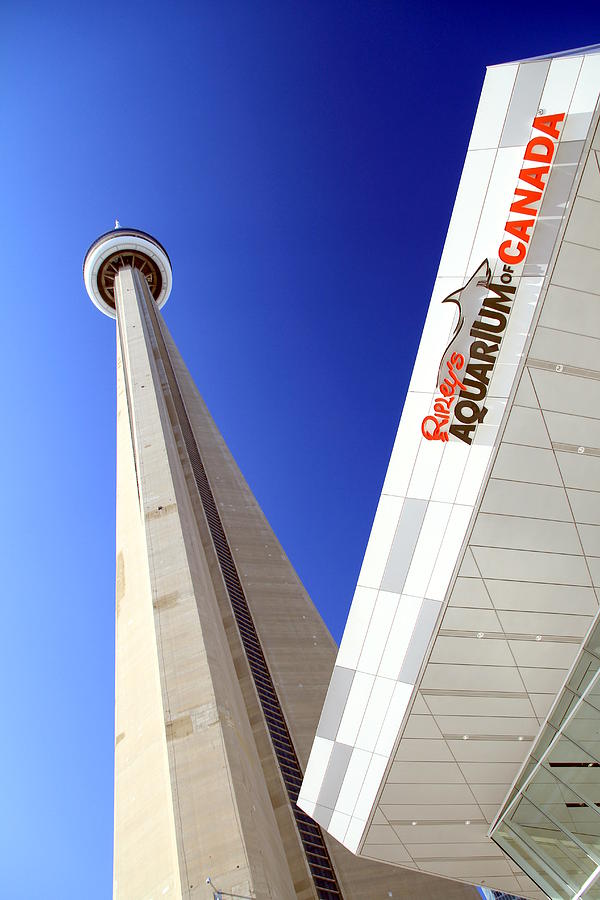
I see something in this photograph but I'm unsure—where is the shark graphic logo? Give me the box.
[436,260,491,389]
[422,258,516,444]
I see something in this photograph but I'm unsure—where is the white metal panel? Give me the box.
[355,678,396,752]
[467,146,525,272]
[356,591,400,675]
[335,586,377,669]
[437,150,497,278]
[356,495,403,589]
[300,736,334,804]
[468,65,518,151]
[380,392,434,497]
[378,595,422,680]
[336,672,375,745]
[539,55,584,117]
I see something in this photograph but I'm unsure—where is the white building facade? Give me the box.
[299,45,600,900]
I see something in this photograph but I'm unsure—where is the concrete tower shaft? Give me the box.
[84,229,480,900]
[111,263,300,899]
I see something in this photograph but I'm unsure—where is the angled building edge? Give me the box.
[300,47,600,900]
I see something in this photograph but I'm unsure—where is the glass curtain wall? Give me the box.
[491,622,600,899]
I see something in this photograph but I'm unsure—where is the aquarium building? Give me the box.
[299,45,600,900]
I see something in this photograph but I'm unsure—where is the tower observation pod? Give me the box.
[83,227,479,900]
[84,227,172,318]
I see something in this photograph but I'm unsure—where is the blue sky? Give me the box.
[1,2,598,896]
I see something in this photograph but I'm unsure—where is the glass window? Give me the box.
[547,688,580,734]
[563,698,600,764]
[582,622,600,661]
[510,795,595,892]
[583,873,600,899]
[493,820,572,900]
[567,651,600,700]
[525,763,600,865]
[545,733,600,816]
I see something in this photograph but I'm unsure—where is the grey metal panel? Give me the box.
[578,523,600,556]
[316,666,355,740]
[381,498,428,593]
[316,741,353,810]
[458,549,479,577]
[472,545,590,585]
[554,139,589,166]
[522,219,563,278]
[579,148,600,200]
[471,512,580,554]
[544,141,585,220]
[484,580,597,615]
[312,803,333,830]
[553,240,600,295]
[545,408,600,454]
[502,405,550,448]
[449,576,493,608]
[500,61,550,147]
[555,449,600,491]
[522,141,585,277]
[398,599,442,684]
[539,284,600,339]
[481,479,571,521]
[568,488,600,525]
[514,368,538,408]
[588,556,600,586]
[492,442,562,485]
[565,195,600,249]
[529,326,600,372]
[529,368,600,419]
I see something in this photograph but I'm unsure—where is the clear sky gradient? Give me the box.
[1,2,598,897]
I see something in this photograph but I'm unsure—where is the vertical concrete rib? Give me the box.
[141,275,343,900]
[114,266,298,899]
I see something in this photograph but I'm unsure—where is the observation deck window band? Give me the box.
[83,228,172,318]
[98,252,163,309]
[138,279,343,900]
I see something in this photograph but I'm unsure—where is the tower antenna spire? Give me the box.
[114,218,120,229]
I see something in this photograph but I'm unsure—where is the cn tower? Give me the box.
[83,227,479,900]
